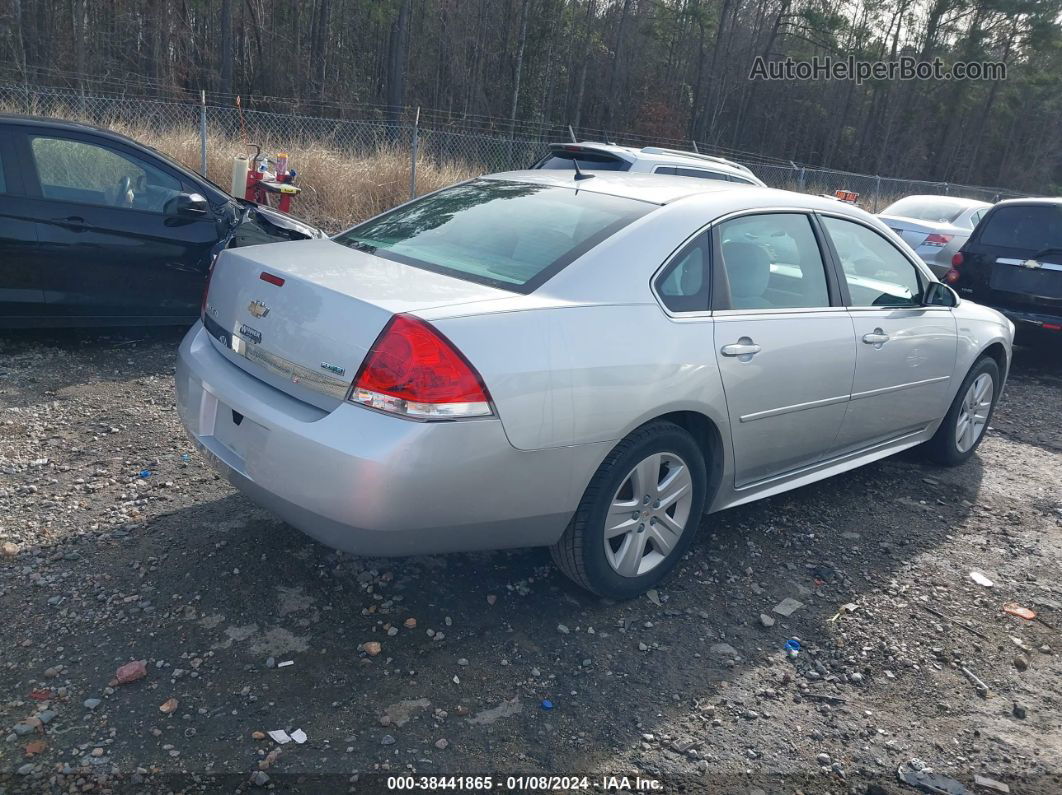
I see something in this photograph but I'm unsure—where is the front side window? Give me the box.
[716,213,830,310]
[821,216,924,307]
[335,179,653,293]
[30,136,182,212]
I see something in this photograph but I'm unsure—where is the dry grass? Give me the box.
[3,106,479,232]
[113,123,480,233]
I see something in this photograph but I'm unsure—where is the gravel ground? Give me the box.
[1,328,1060,794]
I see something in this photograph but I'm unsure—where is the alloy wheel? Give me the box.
[603,452,694,577]
[955,372,993,453]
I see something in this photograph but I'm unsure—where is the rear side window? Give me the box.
[655,233,711,313]
[977,205,1062,251]
[655,166,731,182]
[335,179,653,293]
[716,213,830,310]
[533,151,631,171]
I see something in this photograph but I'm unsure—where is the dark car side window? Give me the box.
[655,165,731,182]
[29,136,182,213]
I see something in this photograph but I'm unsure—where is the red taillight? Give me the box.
[924,233,952,247]
[951,252,964,267]
[260,271,285,287]
[350,314,493,419]
[944,269,961,284]
[1044,323,1061,332]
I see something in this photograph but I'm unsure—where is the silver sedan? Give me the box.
[879,195,992,277]
[176,172,1013,598]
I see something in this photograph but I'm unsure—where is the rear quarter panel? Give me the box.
[433,305,730,453]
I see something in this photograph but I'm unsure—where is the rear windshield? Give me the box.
[978,204,1062,251]
[533,151,631,172]
[882,197,974,225]
[334,179,653,292]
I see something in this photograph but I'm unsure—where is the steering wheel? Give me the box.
[115,176,134,208]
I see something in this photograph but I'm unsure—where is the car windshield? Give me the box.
[882,197,973,224]
[978,204,1062,251]
[334,179,653,292]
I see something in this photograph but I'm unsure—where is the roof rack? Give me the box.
[638,146,754,174]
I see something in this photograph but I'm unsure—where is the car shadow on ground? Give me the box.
[2,431,991,790]
[7,330,1062,790]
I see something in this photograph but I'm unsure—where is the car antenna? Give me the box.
[572,159,594,181]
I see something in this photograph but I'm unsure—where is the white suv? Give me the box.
[532,142,765,186]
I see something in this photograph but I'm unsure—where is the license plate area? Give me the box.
[990,262,1062,300]
[211,400,269,465]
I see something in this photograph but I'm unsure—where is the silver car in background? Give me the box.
[176,172,1013,599]
[533,141,765,185]
[879,195,992,277]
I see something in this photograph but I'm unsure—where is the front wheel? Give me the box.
[550,421,708,599]
[923,357,1000,466]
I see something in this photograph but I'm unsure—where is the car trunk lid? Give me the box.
[879,215,957,249]
[202,238,513,409]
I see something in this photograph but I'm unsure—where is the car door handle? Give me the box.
[862,329,890,345]
[720,340,761,357]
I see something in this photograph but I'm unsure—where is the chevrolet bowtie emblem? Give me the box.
[1022,259,1042,269]
[248,300,270,318]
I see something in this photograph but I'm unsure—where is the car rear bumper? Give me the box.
[997,307,1062,333]
[176,322,598,555]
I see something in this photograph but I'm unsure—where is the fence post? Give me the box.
[410,106,420,200]
[874,175,881,212]
[799,167,806,192]
[199,90,208,177]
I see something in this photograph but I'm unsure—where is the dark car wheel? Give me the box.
[550,421,708,599]
[924,356,1000,466]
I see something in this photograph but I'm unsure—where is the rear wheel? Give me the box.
[924,357,1000,466]
[550,422,708,599]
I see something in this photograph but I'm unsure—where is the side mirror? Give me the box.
[167,192,210,218]
[923,281,959,307]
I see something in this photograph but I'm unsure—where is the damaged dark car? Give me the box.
[0,115,323,327]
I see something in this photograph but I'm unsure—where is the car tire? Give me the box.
[923,356,1000,466]
[550,421,708,599]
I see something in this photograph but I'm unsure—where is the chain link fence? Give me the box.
[1,83,1025,211]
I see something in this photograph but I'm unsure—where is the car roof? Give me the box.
[886,194,992,209]
[990,196,1062,208]
[545,141,756,176]
[0,113,141,143]
[483,170,856,213]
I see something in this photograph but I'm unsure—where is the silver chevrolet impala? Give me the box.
[176,171,1013,598]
